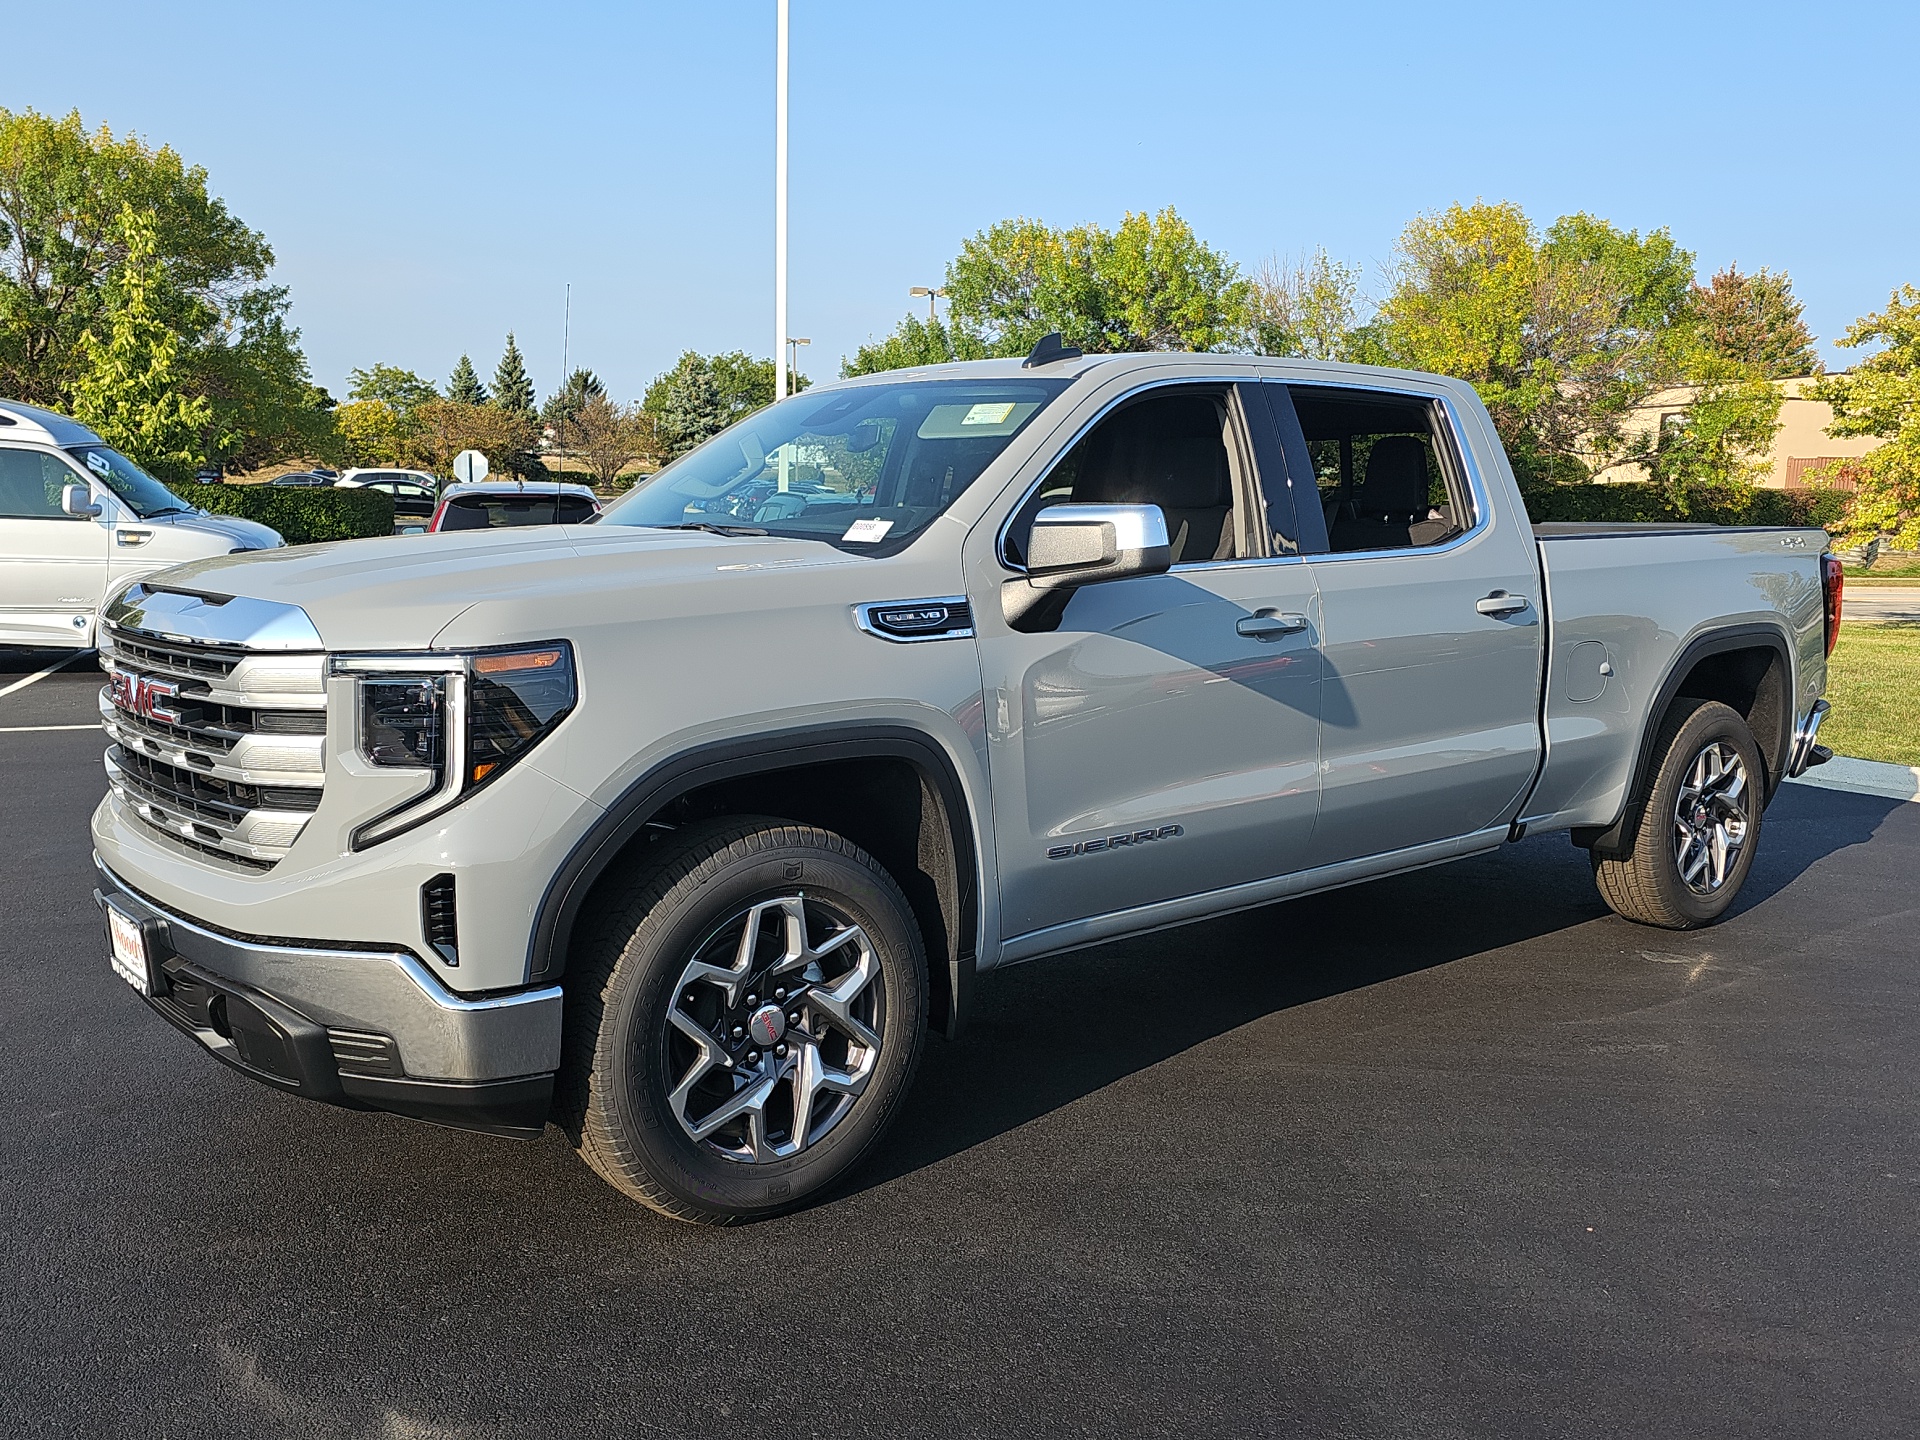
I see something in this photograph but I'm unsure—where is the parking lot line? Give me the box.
[0,723,101,733]
[0,650,92,700]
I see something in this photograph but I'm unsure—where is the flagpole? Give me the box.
[774,0,789,400]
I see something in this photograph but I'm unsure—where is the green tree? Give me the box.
[446,353,488,405]
[641,351,805,458]
[646,354,731,460]
[348,362,438,414]
[843,314,989,377]
[491,332,535,415]
[1373,201,1701,482]
[541,366,605,429]
[943,207,1251,357]
[188,284,333,473]
[0,107,323,474]
[68,206,224,483]
[1814,285,1920,547]
[845,208,1251,377]
[1692,265,1822,379]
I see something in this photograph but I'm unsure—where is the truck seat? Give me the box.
[1074,430,1234,564]
[1328,435,1451,552]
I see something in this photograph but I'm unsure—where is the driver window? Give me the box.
[0,447,81,519]
[1006,389,1242,567]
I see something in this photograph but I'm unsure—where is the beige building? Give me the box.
[1589,377,1882,489]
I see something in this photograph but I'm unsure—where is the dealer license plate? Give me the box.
[106,902,151,996]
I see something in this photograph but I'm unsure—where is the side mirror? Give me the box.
[1003,503,1171,628]
[62,484,103,519]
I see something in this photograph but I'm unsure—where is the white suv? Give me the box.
[0,401,282,650]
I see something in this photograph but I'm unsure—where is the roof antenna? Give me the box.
[1022,331,1082,368]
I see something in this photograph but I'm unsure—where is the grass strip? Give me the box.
[1821,623,1920,767]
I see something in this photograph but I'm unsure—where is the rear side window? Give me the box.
[440,494,596,529]
[1281,386,1475,555]
[0,447,79,518]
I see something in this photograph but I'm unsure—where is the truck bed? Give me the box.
[1519,523,1830,834]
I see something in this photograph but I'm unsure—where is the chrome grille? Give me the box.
[100,612,326,872]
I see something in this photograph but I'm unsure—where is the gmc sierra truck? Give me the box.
[88,346,1843,1223]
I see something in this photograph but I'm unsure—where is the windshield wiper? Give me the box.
[142,505,190,518]
[652,522,769,537]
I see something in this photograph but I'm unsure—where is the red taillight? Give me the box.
[427,500,448,532]
[1822,552,1845,656]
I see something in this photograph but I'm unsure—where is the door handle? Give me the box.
[116,529,152,547]
[1236,611,1309,640]
[1476,591,1530,617]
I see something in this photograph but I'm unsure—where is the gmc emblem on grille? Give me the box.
[111,670,182,724]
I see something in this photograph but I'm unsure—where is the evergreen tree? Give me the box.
[491,332,535,414]
[447,354,488,405]
[541,367,605,429]
[652,356,730,459]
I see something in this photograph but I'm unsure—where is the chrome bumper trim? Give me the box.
[93,856,562,1082]
[1786,698,1832,778]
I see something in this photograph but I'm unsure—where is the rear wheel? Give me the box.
[556,817,928,1223]
[1592,699,1764,929]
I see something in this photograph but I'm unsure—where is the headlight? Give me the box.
[336,642,576,848]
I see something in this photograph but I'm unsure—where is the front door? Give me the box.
[973,381,1323,946]
[0,446,108,646]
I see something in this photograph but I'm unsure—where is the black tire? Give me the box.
[554,817,928,1223]
[1592,699,1765,929]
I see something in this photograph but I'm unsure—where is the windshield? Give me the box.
[66,445,191,519]
[599,378,1070,554]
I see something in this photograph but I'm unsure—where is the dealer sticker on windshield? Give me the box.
[961,402,1017,426]
[841,518,894,544]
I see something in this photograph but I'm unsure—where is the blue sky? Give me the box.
[11,1,1913,402]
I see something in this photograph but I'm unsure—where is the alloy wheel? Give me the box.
[1671,740,1751,896]
[663,894,884,1164]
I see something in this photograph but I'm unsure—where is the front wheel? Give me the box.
[556,818,928,1223]
[1592,698,1764,929]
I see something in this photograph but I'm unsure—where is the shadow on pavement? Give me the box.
[855,780,1907,1196]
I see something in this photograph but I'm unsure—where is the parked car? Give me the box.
[89,345,1840,1223]
[427,480,600,531]
[0,400,282,650]
[336,469,439,527]
[268,471,334,487]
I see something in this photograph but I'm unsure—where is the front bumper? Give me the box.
[93,857,562,1138]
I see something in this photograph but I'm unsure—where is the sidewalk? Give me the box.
[1786,754,1920,804]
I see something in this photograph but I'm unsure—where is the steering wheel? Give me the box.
[752,492,809,522]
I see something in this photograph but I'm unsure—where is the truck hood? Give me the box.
[140,524,866,651]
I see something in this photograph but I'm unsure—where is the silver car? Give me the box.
[0,401,281,650]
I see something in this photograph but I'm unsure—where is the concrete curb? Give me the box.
[1786,755,1920,803]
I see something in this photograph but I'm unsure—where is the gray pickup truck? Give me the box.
[90,347,1843,1222]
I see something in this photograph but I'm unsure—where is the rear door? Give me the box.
[1278,382,1544,867]
[971,377,1323,947]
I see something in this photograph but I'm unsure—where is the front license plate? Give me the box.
[106,902,151,996]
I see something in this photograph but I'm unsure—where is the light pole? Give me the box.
[909,285,946,324]
[786,336,810,393]
[774,0,790,400]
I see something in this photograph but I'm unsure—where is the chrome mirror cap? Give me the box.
[1024,503,1172,590]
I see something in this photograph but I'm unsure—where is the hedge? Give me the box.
[173,483,395,545]
[1518,481,1849,532]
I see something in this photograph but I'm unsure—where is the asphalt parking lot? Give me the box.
[4,647,1917,1439]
